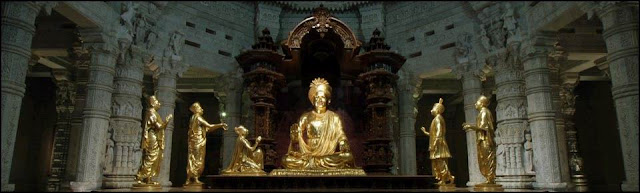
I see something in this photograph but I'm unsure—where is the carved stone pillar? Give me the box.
[487,50,534,188]
[236,28,284,172]
[478,2,534,188]
[219,72,244,170]
[70,29,118,192]
[103,44,146,188]
[596,2,639,191]
[396,69,421,175]
[355,29,405,174]
[549,47,571,186]
[560,72,588,192]
[452,32,485,186]
[63,44,91,191]
[1,2,53,191]
[155,57,188,187]
[521,33,567,190]
[48,70,77,191]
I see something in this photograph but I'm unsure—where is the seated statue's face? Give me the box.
[314,91,328,110]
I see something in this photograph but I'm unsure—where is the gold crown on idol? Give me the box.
[433,98,445,113]
[309,78,332,102]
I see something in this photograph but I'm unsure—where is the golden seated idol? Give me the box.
[271,78,365,176]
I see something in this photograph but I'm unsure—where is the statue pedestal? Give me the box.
[204,175,436,189]
[474,183,504,192]
[131,183,162,189]
[269,169,366,176]
[221,171,267,176]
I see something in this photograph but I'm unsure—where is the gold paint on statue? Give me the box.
[221,125,266,176]
[133,96,173,189]
[184,102,227,188]
[462,95,503,191]
[273,78,365,176]
[420,98,455,190]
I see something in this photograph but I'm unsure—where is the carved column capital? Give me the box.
[520,32,557,62]
[397,69,422,103]
[34,1,59,16]
[78,28,119,55]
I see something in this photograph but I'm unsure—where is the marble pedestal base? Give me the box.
[496,175,535,189]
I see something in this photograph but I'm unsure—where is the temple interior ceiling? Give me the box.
[24,1,612,88]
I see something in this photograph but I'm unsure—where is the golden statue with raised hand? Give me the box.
[134,96,173,188]
[420,98,455,190]
[184,102,227,188]
[271,78,365,176]
[462,95,503,191]
[221,125,266,176]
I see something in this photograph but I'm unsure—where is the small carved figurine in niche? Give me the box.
[420,98,455,189]
[463,95,503,191]
[133,95,172,188]
[184,102,227,187]
[495,133,505,175]
[221,126,266,175]
[524,133,535,174]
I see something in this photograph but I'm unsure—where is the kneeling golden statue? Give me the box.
[271,78,365,176]
[221,125,266,176]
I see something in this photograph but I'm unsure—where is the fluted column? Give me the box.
[220,72,243,169]
[549,49,571,186]
[63,45,90,191]
[48,70,77,191]
[453,63,485,186]
[70,29,118,192]
[1,2,46,191]
[487,50,534,188]
[396,70,421,175]
[103,45,146,188]
[155,60,185,187]
[596,2,639,191]
[521,33,567,190]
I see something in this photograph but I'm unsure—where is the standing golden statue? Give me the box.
[221,125,266,175]
[133,96,173,188]
[271,78,365,176]
[184,102,227,187]
[420,98,455,190]
[462,95,503,191]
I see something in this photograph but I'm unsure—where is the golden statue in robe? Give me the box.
[184,102,227,187]
[420,98,455,189]
[221,125,266,175]
[272,78,365,176]
[462,95,503,191]
[134,96,173,188]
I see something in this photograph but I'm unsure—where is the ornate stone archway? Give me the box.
[283,5,361,51]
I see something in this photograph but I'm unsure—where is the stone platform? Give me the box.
[203,175,437,190]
